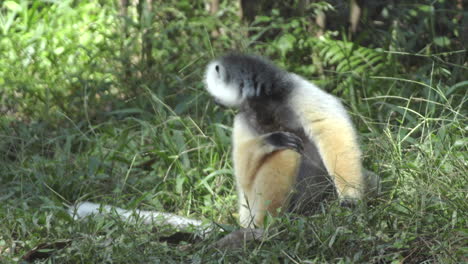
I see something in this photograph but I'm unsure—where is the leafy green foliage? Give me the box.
[0,0,466,263]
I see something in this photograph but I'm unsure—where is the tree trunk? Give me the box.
[119,0,131,81]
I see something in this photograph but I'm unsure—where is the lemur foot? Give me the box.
[338,188,363,208]
[340,198,358,208]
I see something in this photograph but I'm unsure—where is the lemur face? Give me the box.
[204,61,245,107]
[205,54,290,108]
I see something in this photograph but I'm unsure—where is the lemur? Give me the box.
[204,53,365,228]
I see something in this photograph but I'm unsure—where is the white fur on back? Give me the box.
[288,74,351,122]
[204,61,242,107]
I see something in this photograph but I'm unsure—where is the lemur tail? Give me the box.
[69,202,214,237]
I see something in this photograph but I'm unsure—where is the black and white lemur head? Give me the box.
[204,54,292,107]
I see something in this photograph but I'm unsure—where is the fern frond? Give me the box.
[313,37,395,98]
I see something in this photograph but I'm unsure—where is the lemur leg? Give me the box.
[249,149,301,226]
[306,118,364,201]
[233,114,302,228]
[237,188,254,228]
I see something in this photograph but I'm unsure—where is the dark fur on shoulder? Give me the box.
[217,53,293,101]
[216,54,297,133]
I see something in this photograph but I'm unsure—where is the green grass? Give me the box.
[1,0,467,263]
[2,86,466,263]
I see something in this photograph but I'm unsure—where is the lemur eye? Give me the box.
[215,65,220,74]
[239,82,244,89]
